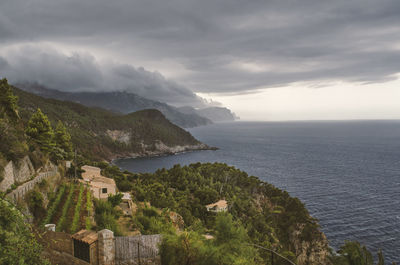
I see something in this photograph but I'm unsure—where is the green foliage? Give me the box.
[160,231,208,265]
[0,198,50,264]
[160,213,260,265]
[377,249,384,265]
[103,162,323,264]
[133,206,174,235]
[70,184,85,233]
[107,192,123,207]
[94,199,121,235]
[0,78,19,120]
[54,120,73,159]
[0,118,28,161]
[26,189,45,221]
[25,108,55,153]
[14,87,201,160]
[86,190,93,230]
[42,185,66,225]
[336,241,373,265]
[56,183,75,232]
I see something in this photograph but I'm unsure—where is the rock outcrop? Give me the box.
[0,155,35,192]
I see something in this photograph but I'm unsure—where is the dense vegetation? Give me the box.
[13,86,204,160]
[99,162,397,265]
[0,198,50,264]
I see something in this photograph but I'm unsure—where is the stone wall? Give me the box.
[0,155,36,192]
[6,168,58,203]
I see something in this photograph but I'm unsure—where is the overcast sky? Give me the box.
[1,0,400,120]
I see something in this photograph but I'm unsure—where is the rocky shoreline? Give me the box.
[110,143,218,163]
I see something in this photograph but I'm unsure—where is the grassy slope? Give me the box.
[13,87,202,160]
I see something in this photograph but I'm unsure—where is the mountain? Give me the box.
[178,106,239,122]
[13,86,211,161]
[17,84,212,128]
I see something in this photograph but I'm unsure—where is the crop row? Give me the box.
[70,184,85,233]
[86,188,93,230]
[56,183,75,232]
[42,184,66,226]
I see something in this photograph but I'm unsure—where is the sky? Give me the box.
[1,0,400,120]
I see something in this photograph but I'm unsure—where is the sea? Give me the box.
[115,120,400,262]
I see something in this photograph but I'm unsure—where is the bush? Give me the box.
[0,198,50,264]
[108,193,123,207]
[26,190,45,221]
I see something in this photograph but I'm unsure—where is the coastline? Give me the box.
[110,143,218,164]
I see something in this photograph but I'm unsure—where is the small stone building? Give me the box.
[205,199,228,212]
[81,165,117,199]
[81,165,102,180]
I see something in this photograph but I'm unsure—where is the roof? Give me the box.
[91,176,116,186]
[72,230,98,244]
[81,165,101,172]
[206,200,228,209]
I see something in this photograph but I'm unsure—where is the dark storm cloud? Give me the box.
[1,0,400,95]
[0,46,208,107]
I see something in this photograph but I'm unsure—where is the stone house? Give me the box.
[81,165,117,199]
[205,199,228,212]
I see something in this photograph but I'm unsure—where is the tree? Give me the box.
[0,198,50,264]
[25,108,55,153]
[337,241,373,265]
[54,120,73,159]
[377,249,384,265]
[0,78,19,120]
[160,231,206,265]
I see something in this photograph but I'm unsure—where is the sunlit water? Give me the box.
[115,121,400,262]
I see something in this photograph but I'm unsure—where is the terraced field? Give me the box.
[43,182,93,233]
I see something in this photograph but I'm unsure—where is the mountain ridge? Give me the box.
[17,84,214,128]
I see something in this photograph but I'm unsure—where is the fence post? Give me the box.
[98,229,115,265]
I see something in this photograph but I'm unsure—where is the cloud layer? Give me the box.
[0,45,210,107]
[1,0,400,96]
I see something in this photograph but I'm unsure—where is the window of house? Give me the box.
[102,188,107,193]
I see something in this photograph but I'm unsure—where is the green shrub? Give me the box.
[26,189,45,221]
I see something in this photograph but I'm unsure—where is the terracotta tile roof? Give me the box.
[72,230,98,244]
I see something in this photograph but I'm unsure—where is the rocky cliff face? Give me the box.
[290,224,332,265]
[0,156,35,192]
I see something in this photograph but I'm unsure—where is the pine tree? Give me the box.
[25,108,55,153]
[0,78,19,120]
[54,120,73,159]
[377,249,384,265]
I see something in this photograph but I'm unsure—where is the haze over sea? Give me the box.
[115,121,400,261]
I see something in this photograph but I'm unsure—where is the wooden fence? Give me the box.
[115,234,161,264]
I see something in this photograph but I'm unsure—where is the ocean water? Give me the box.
[115,121,400,262]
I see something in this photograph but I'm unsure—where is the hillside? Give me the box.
[18,84,213,128]
[13,87,210,161]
